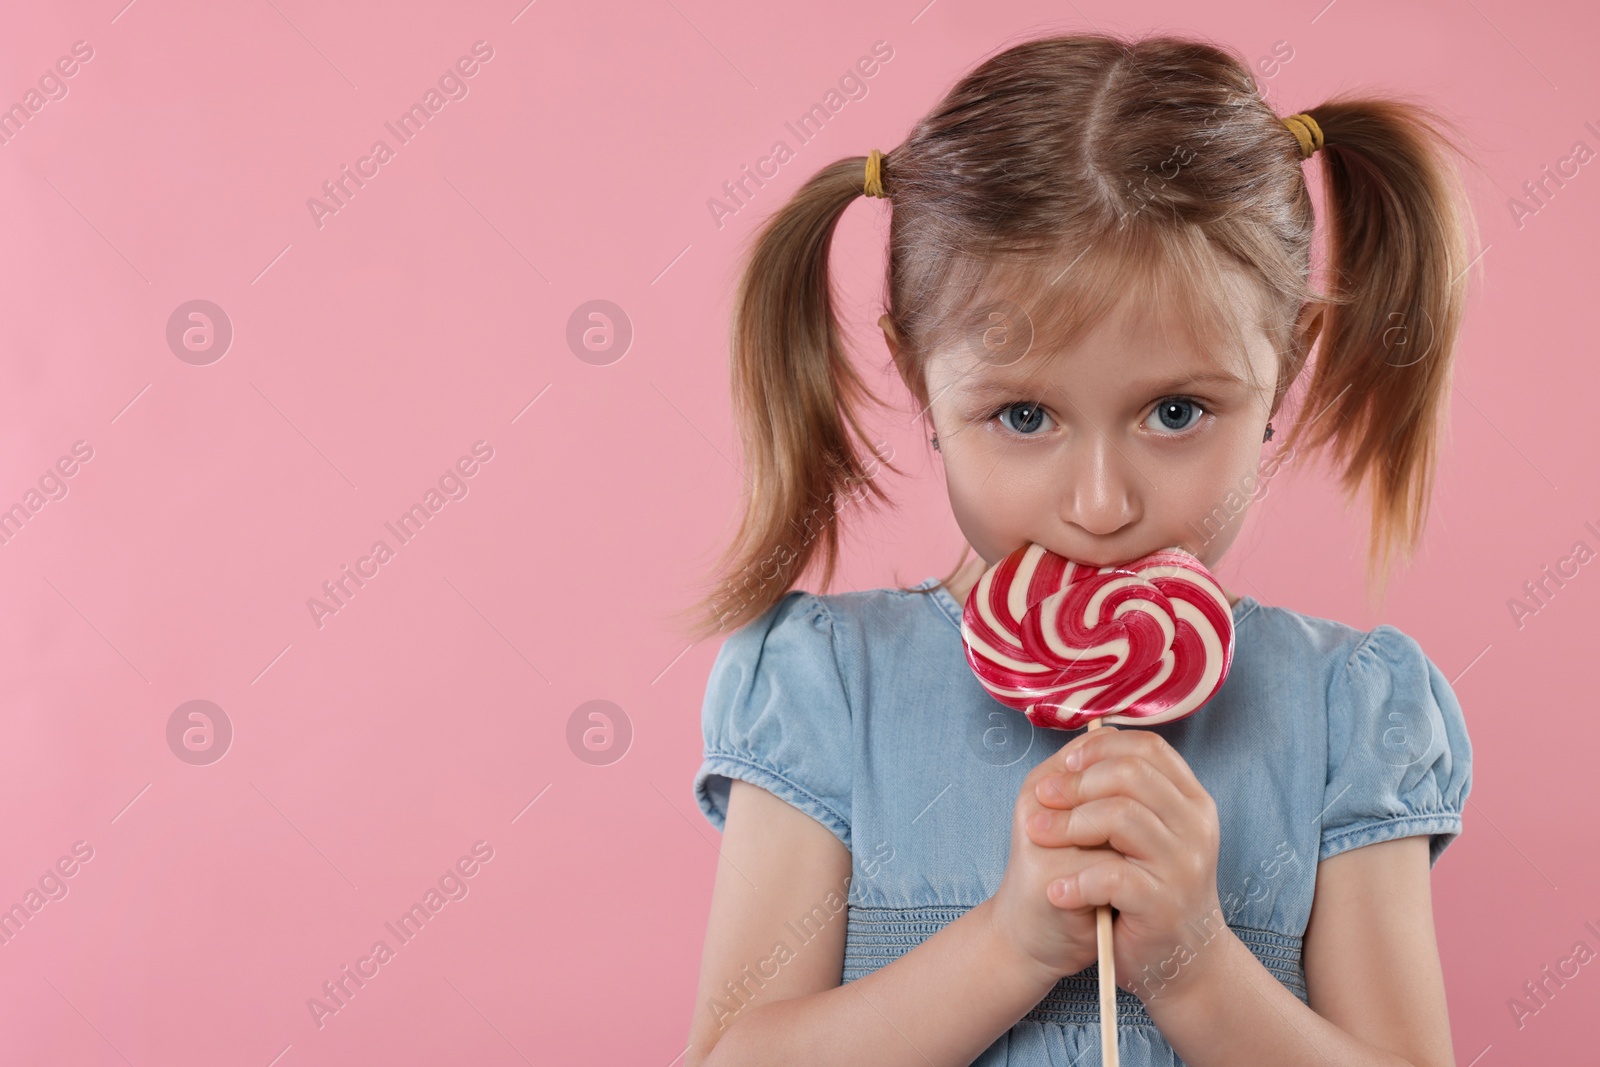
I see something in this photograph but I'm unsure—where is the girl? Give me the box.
[681,31,1476,1067]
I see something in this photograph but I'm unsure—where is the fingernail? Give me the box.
[1066,749,1082,770]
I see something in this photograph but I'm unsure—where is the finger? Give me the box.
[1075,727,1210,804]
[1020,729,1105,803]
[1035,771,1076,809]
[1032,728,1123,806]
[1037,755,1192,839]
[1023,736,1085,788]
[1049,854,1160,914]
[1027,795,1174,863]
[1054,725,1110,773]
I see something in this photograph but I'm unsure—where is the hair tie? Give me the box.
[863,148,888,198]
[1281,112,1324,160]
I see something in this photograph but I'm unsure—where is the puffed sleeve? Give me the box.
[693,590,854,852]
[1319,625,1473,867]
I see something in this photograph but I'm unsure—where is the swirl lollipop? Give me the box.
[962,542,1235,730]
[960,542,1235,1067]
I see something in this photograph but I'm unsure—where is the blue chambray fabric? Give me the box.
[693,579,1472,1066]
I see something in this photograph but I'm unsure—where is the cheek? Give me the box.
[1179,460,1248,511]
[943,447,1030,561]
[1165,435,1267,565]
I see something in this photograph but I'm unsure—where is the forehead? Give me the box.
[937,281,1272,399]
[923,227,1281,389]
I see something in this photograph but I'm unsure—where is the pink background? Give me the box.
[1,0,1594,1063]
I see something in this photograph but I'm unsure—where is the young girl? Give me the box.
[682,32,1476,1067]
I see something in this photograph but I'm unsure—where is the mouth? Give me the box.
[1044,543,1200,571]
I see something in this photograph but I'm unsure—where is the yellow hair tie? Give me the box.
[1282,112,1324,160]
[863,148,888,198]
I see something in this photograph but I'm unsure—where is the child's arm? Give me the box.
[688,779,1061,1067]
[1140,835,1454,1067]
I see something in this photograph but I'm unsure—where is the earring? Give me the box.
[931,433,940,452]
[1263,422,1275,442]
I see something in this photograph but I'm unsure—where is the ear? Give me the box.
[1273,302,1327,415]
[882,313,930,412]
[1297,302,1326,354]
[879,313,902,361]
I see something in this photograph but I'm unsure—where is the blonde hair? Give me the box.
[674,31,1481,642]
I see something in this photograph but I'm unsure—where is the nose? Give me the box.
[1058,429,1140,538]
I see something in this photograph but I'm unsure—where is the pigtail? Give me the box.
[1284,97,1481,588]
[674,156,903,642]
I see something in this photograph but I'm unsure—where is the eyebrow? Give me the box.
[956,369,1248,402]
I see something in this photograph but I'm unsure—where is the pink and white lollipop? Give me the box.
[961,542,1235,731]
[959,542,1235,1067]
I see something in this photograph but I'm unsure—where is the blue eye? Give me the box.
[1146,397,1205,434]
[992,401,1053,436]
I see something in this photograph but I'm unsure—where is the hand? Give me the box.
[985,743,1115,984]
[1027,725,1226,1003]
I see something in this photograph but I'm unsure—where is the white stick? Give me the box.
[1086,717,1118,1067]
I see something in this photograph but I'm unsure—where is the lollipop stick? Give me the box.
[1086,717,1119,1067]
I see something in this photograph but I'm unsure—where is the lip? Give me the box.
[1049,543,1198,571]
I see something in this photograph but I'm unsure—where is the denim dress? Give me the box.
[694,578,1472,1066]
